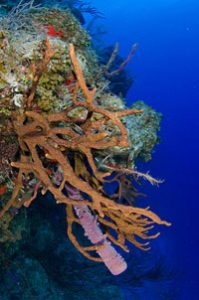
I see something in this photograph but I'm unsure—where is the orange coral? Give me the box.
[25,37,57,108]
[0,40,170,265]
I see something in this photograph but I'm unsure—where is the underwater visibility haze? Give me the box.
[0,0,198,299]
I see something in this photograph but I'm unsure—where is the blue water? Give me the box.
[92,0,199,299]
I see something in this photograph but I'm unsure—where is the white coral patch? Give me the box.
[13,93,23,107]
[4,72,18,89]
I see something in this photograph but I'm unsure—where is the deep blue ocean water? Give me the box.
[92,0,199,299]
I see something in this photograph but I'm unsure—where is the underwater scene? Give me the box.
[0,0,198,299]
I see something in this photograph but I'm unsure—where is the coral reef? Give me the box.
[0,4,169,276]
[0,0,102,24]
[125,101,162,162]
